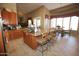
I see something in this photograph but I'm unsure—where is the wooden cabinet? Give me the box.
[23,32,30,46]
[2,9,17,25]
[23,32,38,49]
[0,32,5,55]
[13,29,23,39]
[5,29,23,41]
[10,12,17,25]
[30,34,38,49]
[2,9,11,25]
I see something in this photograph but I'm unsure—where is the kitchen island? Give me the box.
[23,29,41,49]
[23,28,55,49]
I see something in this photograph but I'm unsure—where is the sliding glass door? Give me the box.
[57,18,63,28]
[70,16,79,30]
[51,18,56,28]
[63,17,70,30]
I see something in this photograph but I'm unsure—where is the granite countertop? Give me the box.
[23,28,55,36]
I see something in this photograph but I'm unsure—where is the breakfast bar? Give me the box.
[23,28,55,49]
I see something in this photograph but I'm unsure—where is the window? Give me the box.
[34,19,37,27]
[34,17,41,27]
[33,17,41,32]
[57,18,63,28]
[70,16,79,30]
[51,18,56,28]
[37,19,41,27]
[50,16,79,31]
[63,17,70,30]
[44,18,50,30]
[28,20,32,27]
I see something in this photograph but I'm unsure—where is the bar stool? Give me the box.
[48,31,56,45]
[37,33,49,56]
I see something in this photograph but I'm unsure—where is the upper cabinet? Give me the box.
[2,9,17,25]
[2,9,10,24]
[10,12,17,25]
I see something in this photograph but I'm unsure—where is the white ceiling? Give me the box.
[17,3,71,14]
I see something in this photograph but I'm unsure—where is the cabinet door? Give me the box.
[23,32,29,44]
[2,10,17,25]
[2,10,10,25]
[2,10,8,20]
[27,34,32,47]
[30,35,37,49]
[10,12,17,25]
[17,30,23,38]
[0,32,5,55]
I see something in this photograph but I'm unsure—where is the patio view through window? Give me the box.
[51,16,79,31]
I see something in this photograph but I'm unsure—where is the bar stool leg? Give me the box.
[41,46,43,56]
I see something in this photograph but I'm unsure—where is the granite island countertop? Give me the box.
[22,28,55,37]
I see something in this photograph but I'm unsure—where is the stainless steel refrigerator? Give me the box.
[0,9,7,56]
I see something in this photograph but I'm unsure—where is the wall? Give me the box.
[26,6,50,30]
[17,11,25,23]
[0,4,3,8]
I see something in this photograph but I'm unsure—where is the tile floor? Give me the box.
[7,34,79,56]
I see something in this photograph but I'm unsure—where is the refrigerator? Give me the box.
[0,9,7,56]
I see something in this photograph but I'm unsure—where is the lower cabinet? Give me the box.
[5,29,23,41]
[23,32,38,49]
[30,34,38,49]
